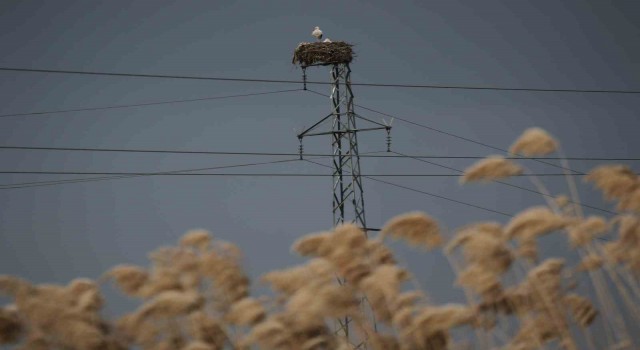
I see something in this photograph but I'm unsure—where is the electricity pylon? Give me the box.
[297,63,391,232]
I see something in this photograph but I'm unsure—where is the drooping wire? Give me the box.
[304,159,513,217]
[0,89,301,118]
[306,89,589,175]
[390,150,615,215]
[0,145,637,161]
[0,158,302,190]
[2,67,640,94]
[0,152,379,190]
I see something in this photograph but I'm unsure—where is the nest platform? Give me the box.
[292,41,354,67]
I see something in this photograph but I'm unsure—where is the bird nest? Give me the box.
[292,41,354,66]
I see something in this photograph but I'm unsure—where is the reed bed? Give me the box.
[1,128,640,349]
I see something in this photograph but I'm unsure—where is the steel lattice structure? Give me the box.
[298,63,390,230]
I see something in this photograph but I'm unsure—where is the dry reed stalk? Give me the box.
[509,127,559,156]
[581,235,640,336]
[453,226,512,275]
[505,206,569,262]
[578,254,604,272]
[508,316,563,350]
[446,222,504,254]
[443,253,493,349]
[292,231,332,257]
[557,148,585,218]
[460,155,523,183]
[381,212,443,249]
[509,128,586,217]
[187,311,228,349]
[201,247,250,310]
[105,265,149,296]
[412,304,476,337]
[617,187,640,213]
[522,259,581,350]
[564,293,598,327]
[366,238,397,265]
[524,169,563,213]
[242,319,288,350]
[285,283,359,326]
[358,265,410,323]
[456,265,502,300]
[585,165,639,201]
[261,259,334,297]
[0,276,31,298]
[583,265,630,347]
[603,215,640,272]
[180,229,213,251]
[555,195,570,210]
[566,216,608,248]
[506,207,569,241]
[136,290,204,319]
[225,297,266,326]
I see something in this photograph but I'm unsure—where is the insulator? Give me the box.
[298,139,304,160]
[386,128,392,152]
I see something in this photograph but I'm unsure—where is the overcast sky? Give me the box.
[1,0,639,318]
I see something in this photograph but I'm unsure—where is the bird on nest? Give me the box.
[311,26,323,41]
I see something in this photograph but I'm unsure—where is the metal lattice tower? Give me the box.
[298,63,391,232]
[297,61,390,345]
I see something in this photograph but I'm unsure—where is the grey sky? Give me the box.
[1,0,639,319]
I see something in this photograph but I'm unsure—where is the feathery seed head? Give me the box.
[505,206,569,240]
[509,127,558,156]
[585,164,639,201]
[180,229,212,251]
[382,212,442,249]
[567,216,608,248]
[461,155,523,183]
[105,265,149,296]
[226,297,266,326]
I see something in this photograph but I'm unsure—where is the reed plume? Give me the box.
[509,127,558,156]
[461,155,523,183]
[381,211,443,249]
[585,165,639,201]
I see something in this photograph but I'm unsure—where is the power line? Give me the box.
[304,159,513,217]
[0,146,322,157]
[1,145,637,161]
[0,151,386,190]
[306,90,589,175]
[2,67,639,94]
[0,89,301,118]
[0,158,301,190]
[391,150,615,215]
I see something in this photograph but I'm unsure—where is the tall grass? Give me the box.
[1,128,640,349]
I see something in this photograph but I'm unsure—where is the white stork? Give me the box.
[311,26,323,41]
